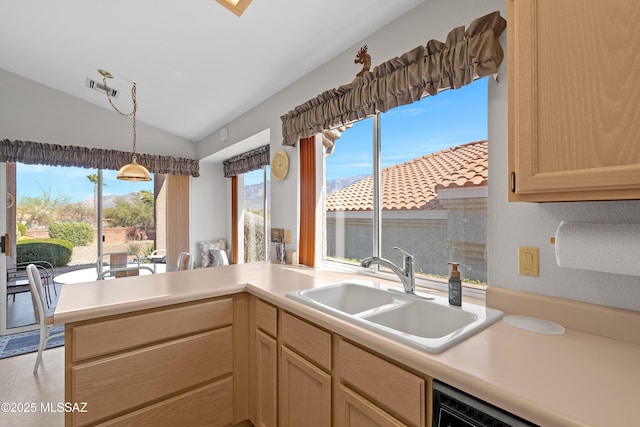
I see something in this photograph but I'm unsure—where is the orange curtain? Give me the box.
[231,175,238,264]
[166,175,190,266]
[299,137,316,267]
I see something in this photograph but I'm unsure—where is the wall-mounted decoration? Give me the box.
[272,150,289,181]
[355,45,371,77]
[6,192,14,209]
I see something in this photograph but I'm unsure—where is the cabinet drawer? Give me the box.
[96,377,233,427]
[72,297,233,361]
[338,339,425,427]
[337,385,407,427]
[71,328,232,426]
[281,311,331,370]
[256,298,278,337]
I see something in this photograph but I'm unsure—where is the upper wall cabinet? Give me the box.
[508,0,640,202]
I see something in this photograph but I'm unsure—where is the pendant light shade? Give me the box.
[117,156,151,181]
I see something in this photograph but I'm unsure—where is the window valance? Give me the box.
[223,144,270,177]
[280,11,506,147]
[0,139,200,177]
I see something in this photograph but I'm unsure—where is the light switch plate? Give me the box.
[518,246,539,276]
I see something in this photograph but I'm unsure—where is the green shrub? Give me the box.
[126,241,145,256]
[16,238,73,267]
[48,222,94,246]
[17,223,27,238]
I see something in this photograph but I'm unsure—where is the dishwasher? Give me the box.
[432,380,538,427]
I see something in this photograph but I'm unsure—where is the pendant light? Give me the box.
[98,69,151,181]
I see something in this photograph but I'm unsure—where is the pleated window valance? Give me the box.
[223,144,270,177]
[280,11,506,147]
[0,139,200,177]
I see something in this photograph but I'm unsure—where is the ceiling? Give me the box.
[0,0,424,143]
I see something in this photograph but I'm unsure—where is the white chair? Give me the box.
[26,264,64,375]
[146,249,167,272]
[97,265,155,280]
[176,252,193,271]
[97,252,141,278]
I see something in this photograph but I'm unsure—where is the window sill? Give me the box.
[321,259,487,301]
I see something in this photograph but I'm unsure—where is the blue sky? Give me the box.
[16,164,153,203]
[326,77,488,180]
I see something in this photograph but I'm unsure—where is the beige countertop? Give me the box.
[55,262,640,427]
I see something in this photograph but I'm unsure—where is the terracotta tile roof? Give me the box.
[326,140,488,211]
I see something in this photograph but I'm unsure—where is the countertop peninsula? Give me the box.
[54,262,640,427]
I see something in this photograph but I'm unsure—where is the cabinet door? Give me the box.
[280,346,331,427]
[255,330,277,427]
[338,339,425,427]
[337,385,407,427]
[508,0,640,201]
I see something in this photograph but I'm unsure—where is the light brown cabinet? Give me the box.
[249,297,430,427]
[253,298,278,427]
[279,311,332,427]
[336,339,426,427]
[337,385,406,427]
[280,346,332,427]
[64,295,246,427]
[508,0,640,201]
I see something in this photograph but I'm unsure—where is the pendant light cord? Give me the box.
[102,77,138,160]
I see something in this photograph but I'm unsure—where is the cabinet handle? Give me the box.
[510,172,516,193]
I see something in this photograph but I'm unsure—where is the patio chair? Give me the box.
[7,261,56,307]
[97,252,141,279]
[145,249,167,272]
[176,252,193,271]
[97,265,155,280]
[26,264,64,375]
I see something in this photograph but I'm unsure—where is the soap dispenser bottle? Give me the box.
[448,262,462,306]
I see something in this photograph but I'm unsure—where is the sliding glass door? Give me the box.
[0,163,17,335]
[1,162,156,335]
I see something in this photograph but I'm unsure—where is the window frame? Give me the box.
[321,95,488,299]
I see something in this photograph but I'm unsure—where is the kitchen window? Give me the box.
[324,78,488,290]
[241,166,270,263]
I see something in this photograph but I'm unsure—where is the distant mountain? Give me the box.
[326,174,369,195]
[242,174,370,211]
[80,193,143,209]
[243,183,266,211]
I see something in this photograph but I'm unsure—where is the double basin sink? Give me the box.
[286,280,503,353]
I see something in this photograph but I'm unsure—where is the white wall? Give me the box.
[190,162,230,268]
[0,68,195,158]
[198,0,640,311]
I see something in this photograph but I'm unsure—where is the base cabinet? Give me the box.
[65,296,244,427]
[280,346,332,427]
[337,338,426,427]
[250,297,430,427]
[255,330,277,427]
[279,311,332,427]
[252,297,279,427]
[337,385,406,427]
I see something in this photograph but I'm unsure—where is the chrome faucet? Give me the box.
[361,247,415,295]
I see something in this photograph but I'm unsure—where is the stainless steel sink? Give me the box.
[286,280,503,353]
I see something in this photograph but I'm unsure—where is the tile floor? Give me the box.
[0,346,64,426]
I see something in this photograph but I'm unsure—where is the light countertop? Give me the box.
[55,262,640,426]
